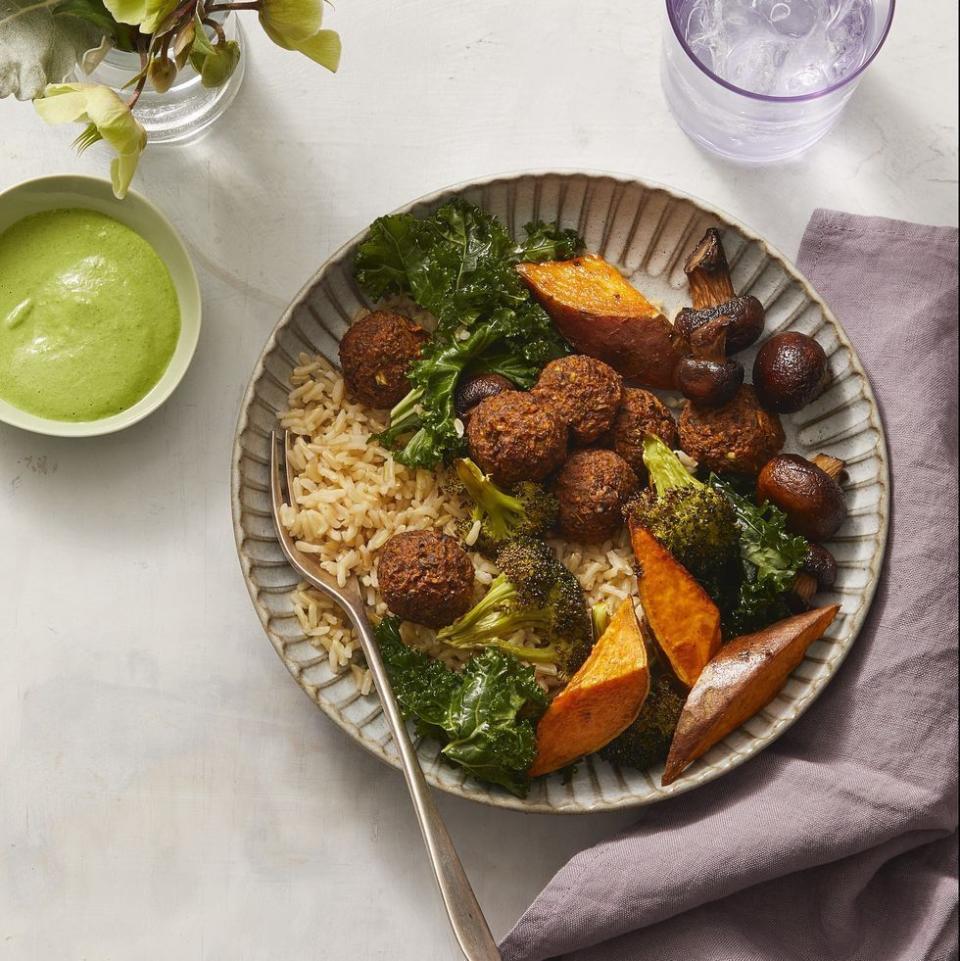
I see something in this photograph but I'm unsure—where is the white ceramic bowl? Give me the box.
[0,175,201,437]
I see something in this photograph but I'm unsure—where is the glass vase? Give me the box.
[82,15,246,144]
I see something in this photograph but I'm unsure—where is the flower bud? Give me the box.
[148,57,177,94]
[198,41,241,89]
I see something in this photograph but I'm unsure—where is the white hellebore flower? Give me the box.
[34,84,147,199]
[103,0,179,33]
[259,0,341,71]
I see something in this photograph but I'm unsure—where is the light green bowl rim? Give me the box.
[0,174,201,438]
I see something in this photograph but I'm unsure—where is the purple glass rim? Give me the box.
[665,0,896,103]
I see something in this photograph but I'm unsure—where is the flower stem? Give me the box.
[205,1,261,12]
[127,40,150,109]
[202,16,226,43]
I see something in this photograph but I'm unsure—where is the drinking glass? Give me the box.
[661,0,895,162]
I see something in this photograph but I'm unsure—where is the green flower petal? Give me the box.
[102,0,149,26]
[141,0,180,33]
[199,41,240,88]
[33,83,146,199]
[293,29,341,72]
[33,85,92,123]
[259,0,324,48]
[110,150,140,200]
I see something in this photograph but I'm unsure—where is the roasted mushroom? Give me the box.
[791,543,838,608]
[676,229,765,354]
[753,332,828,413]
[757,453,848,541]
[801,543,839,591]
[676,316,744,408]
[454,373,513,420]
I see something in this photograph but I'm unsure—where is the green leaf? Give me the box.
[55,0,115,31]
[187,13,240,88]
[516,221,583,263]
[259,0,324,48]
[0,0,106,100]
[375,617,547,796]
[138,0,177,33]
[441,650,548,796]
[198,39,239,88]
[710,475,809,636]
[101,0,145,26]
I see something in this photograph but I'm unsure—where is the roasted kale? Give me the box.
[710,475,808,636]
[375,616,547,796]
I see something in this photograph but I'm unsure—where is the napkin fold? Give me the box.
[500,210,959,961]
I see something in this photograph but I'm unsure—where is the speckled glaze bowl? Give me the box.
[231,172,889,813]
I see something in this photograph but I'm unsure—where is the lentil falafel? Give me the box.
[554,449,639,543]
[377,530,475,628]
[532,355,623,445]
[466,391,568,486]
[606,387,679,477]
[338,310,428,409]
[678,385,785,475]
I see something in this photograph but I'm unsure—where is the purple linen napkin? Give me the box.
[500,210,959,961]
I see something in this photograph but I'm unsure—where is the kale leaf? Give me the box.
[354,199,583,468]
[375,616,548,796]
[711,476,809,636]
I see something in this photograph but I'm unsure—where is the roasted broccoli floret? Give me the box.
[600,674,686,770]
[436,537,593,677]
[455,458,558,556]
[591,602,611,642]
[624,435,740,607]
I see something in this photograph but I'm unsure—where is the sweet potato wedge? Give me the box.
[529,597,650,776]
[517,255,685,389]
[662,604,840,785]
[629,523,721,688]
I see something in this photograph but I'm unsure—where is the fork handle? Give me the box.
[349,610,502,961]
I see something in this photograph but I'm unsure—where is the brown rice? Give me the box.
[279,351,637,694]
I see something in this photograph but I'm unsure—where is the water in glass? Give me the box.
[661,0,893,162]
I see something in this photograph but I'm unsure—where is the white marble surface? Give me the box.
[1,3,957,959]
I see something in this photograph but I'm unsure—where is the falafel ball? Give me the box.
[678,385,785,476]
[554,449,638,543]
[466,391,567,487]
[377,530,475,628]
[532,355,623,445]
[606,387,679,477]
[338,310,428,409]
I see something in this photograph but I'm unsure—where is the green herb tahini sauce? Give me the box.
[0,208,180,421]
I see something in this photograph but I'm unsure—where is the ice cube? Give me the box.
[827,0,870,43]
[785,62,831,93]
[756,0,820,39]
[724,37,791,94]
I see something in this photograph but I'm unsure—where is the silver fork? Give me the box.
[270,430,501,961]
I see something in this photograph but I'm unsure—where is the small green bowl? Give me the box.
[0,175,201,437]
